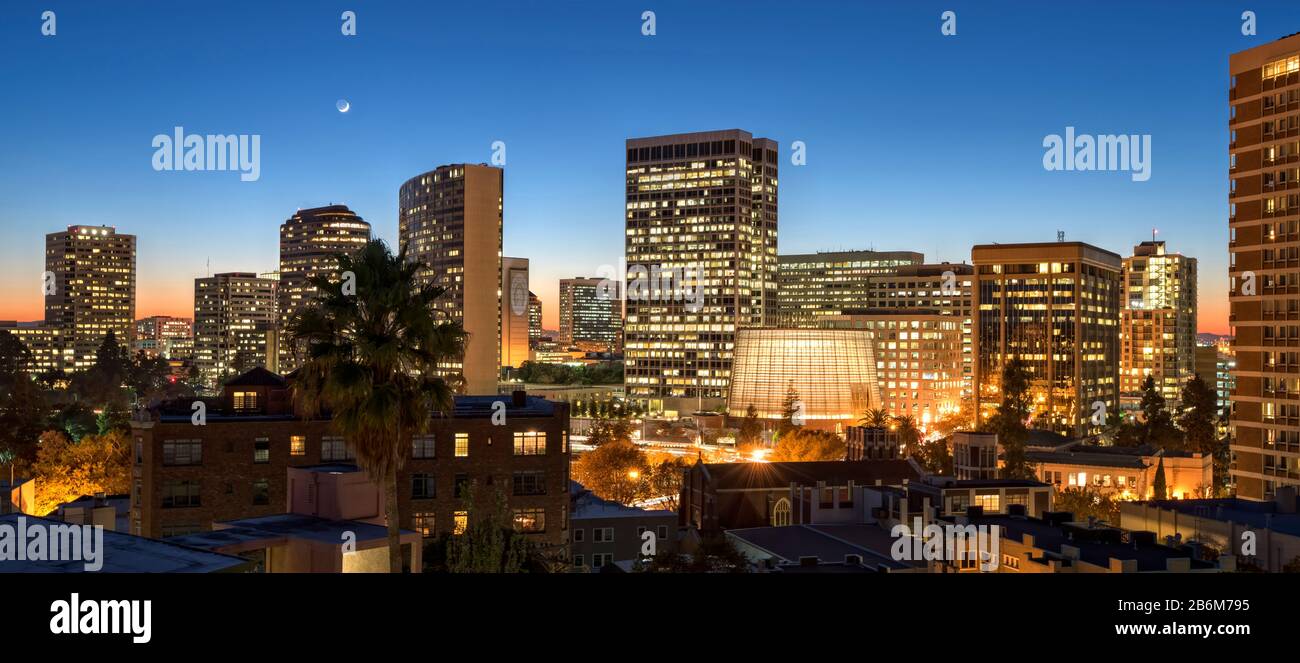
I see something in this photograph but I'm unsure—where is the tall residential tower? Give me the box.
[399,164,503,395]
[1119,240,1198,410]
[1229,35,1300,499]
[277,205,370,372]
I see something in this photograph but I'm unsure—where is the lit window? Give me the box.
[453,511,468,535]
[513,508,546,533]
[455,433,469,457]
[412,512,435,538]
[513,431,545,455]
[290,435,306,456]
[233,391,258,411]
[253,438,269,464]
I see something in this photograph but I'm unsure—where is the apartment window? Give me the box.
[573,554,585,568]
[162,439,202,466]
[411,473,435,499]
[253,438,270,464]
[290,435,306,456]
[573,528,584,543]
[454,473,470,498]
[974,492,1000,513]
[512,471,547,496]
[949,494,970,513]
[252,479,269,505]
[513,507,546,533]
[657,525,668,539]
[413,434,436,459]
[453,511,468,535]
[232,390,258,411]
[162,480,200,508]
[513,431,545,455]
[454,433,469,457]
[322,436,354,461]
[412,512,435,538]
[592,553,613,569]
[593,527,614,543]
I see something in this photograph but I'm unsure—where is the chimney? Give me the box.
[1274,486,1298,514]
[512,390,527,407]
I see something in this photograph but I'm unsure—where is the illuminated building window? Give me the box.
[412,512,435,538]
[454,511,468,535]
[513,431,545,455]
[232,390,258,411]
[455,433,469,457]
[290,435,306,456]
[253,438,269,464]
[513,507,546,533]
[974,492,1000,513]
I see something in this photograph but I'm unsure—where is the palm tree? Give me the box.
[892,414,921,457]
[860,407,891,429]
[287,239,466,572]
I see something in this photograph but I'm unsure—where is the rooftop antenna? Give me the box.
[1057,230,1065,242]
[1152,227,1158,242]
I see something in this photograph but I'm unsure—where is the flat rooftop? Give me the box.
[171,514,411,548]
[1136,498,1300,538]
[727,523,919,571]
[0,514,249,573]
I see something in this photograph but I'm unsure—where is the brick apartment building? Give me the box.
[130,368,570,549]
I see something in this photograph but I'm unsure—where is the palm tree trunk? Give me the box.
[385,469,402,573]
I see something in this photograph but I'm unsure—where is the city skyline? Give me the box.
[6,2,1295,334]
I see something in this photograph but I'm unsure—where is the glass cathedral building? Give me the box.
[726,328,882,432]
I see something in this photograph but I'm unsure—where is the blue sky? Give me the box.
[2,0,1292,332]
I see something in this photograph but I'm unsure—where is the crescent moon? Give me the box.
[337,99,350,113]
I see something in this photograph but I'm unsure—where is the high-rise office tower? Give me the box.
[1229,36,1300,499]
[1119,241,1198,410]
[527,292,542,345]
[558,277,622,351]
[399,164,503,394]
[134,315,194,359]
[501,257,531,369]
[777,250,923,327]
[624,129,778,415]
[194,272,279,383]
[278,205,370,372]
[44,225,137,370]
[972,242,1121,436]
[822,310,964,432]
[866,262,975,396]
